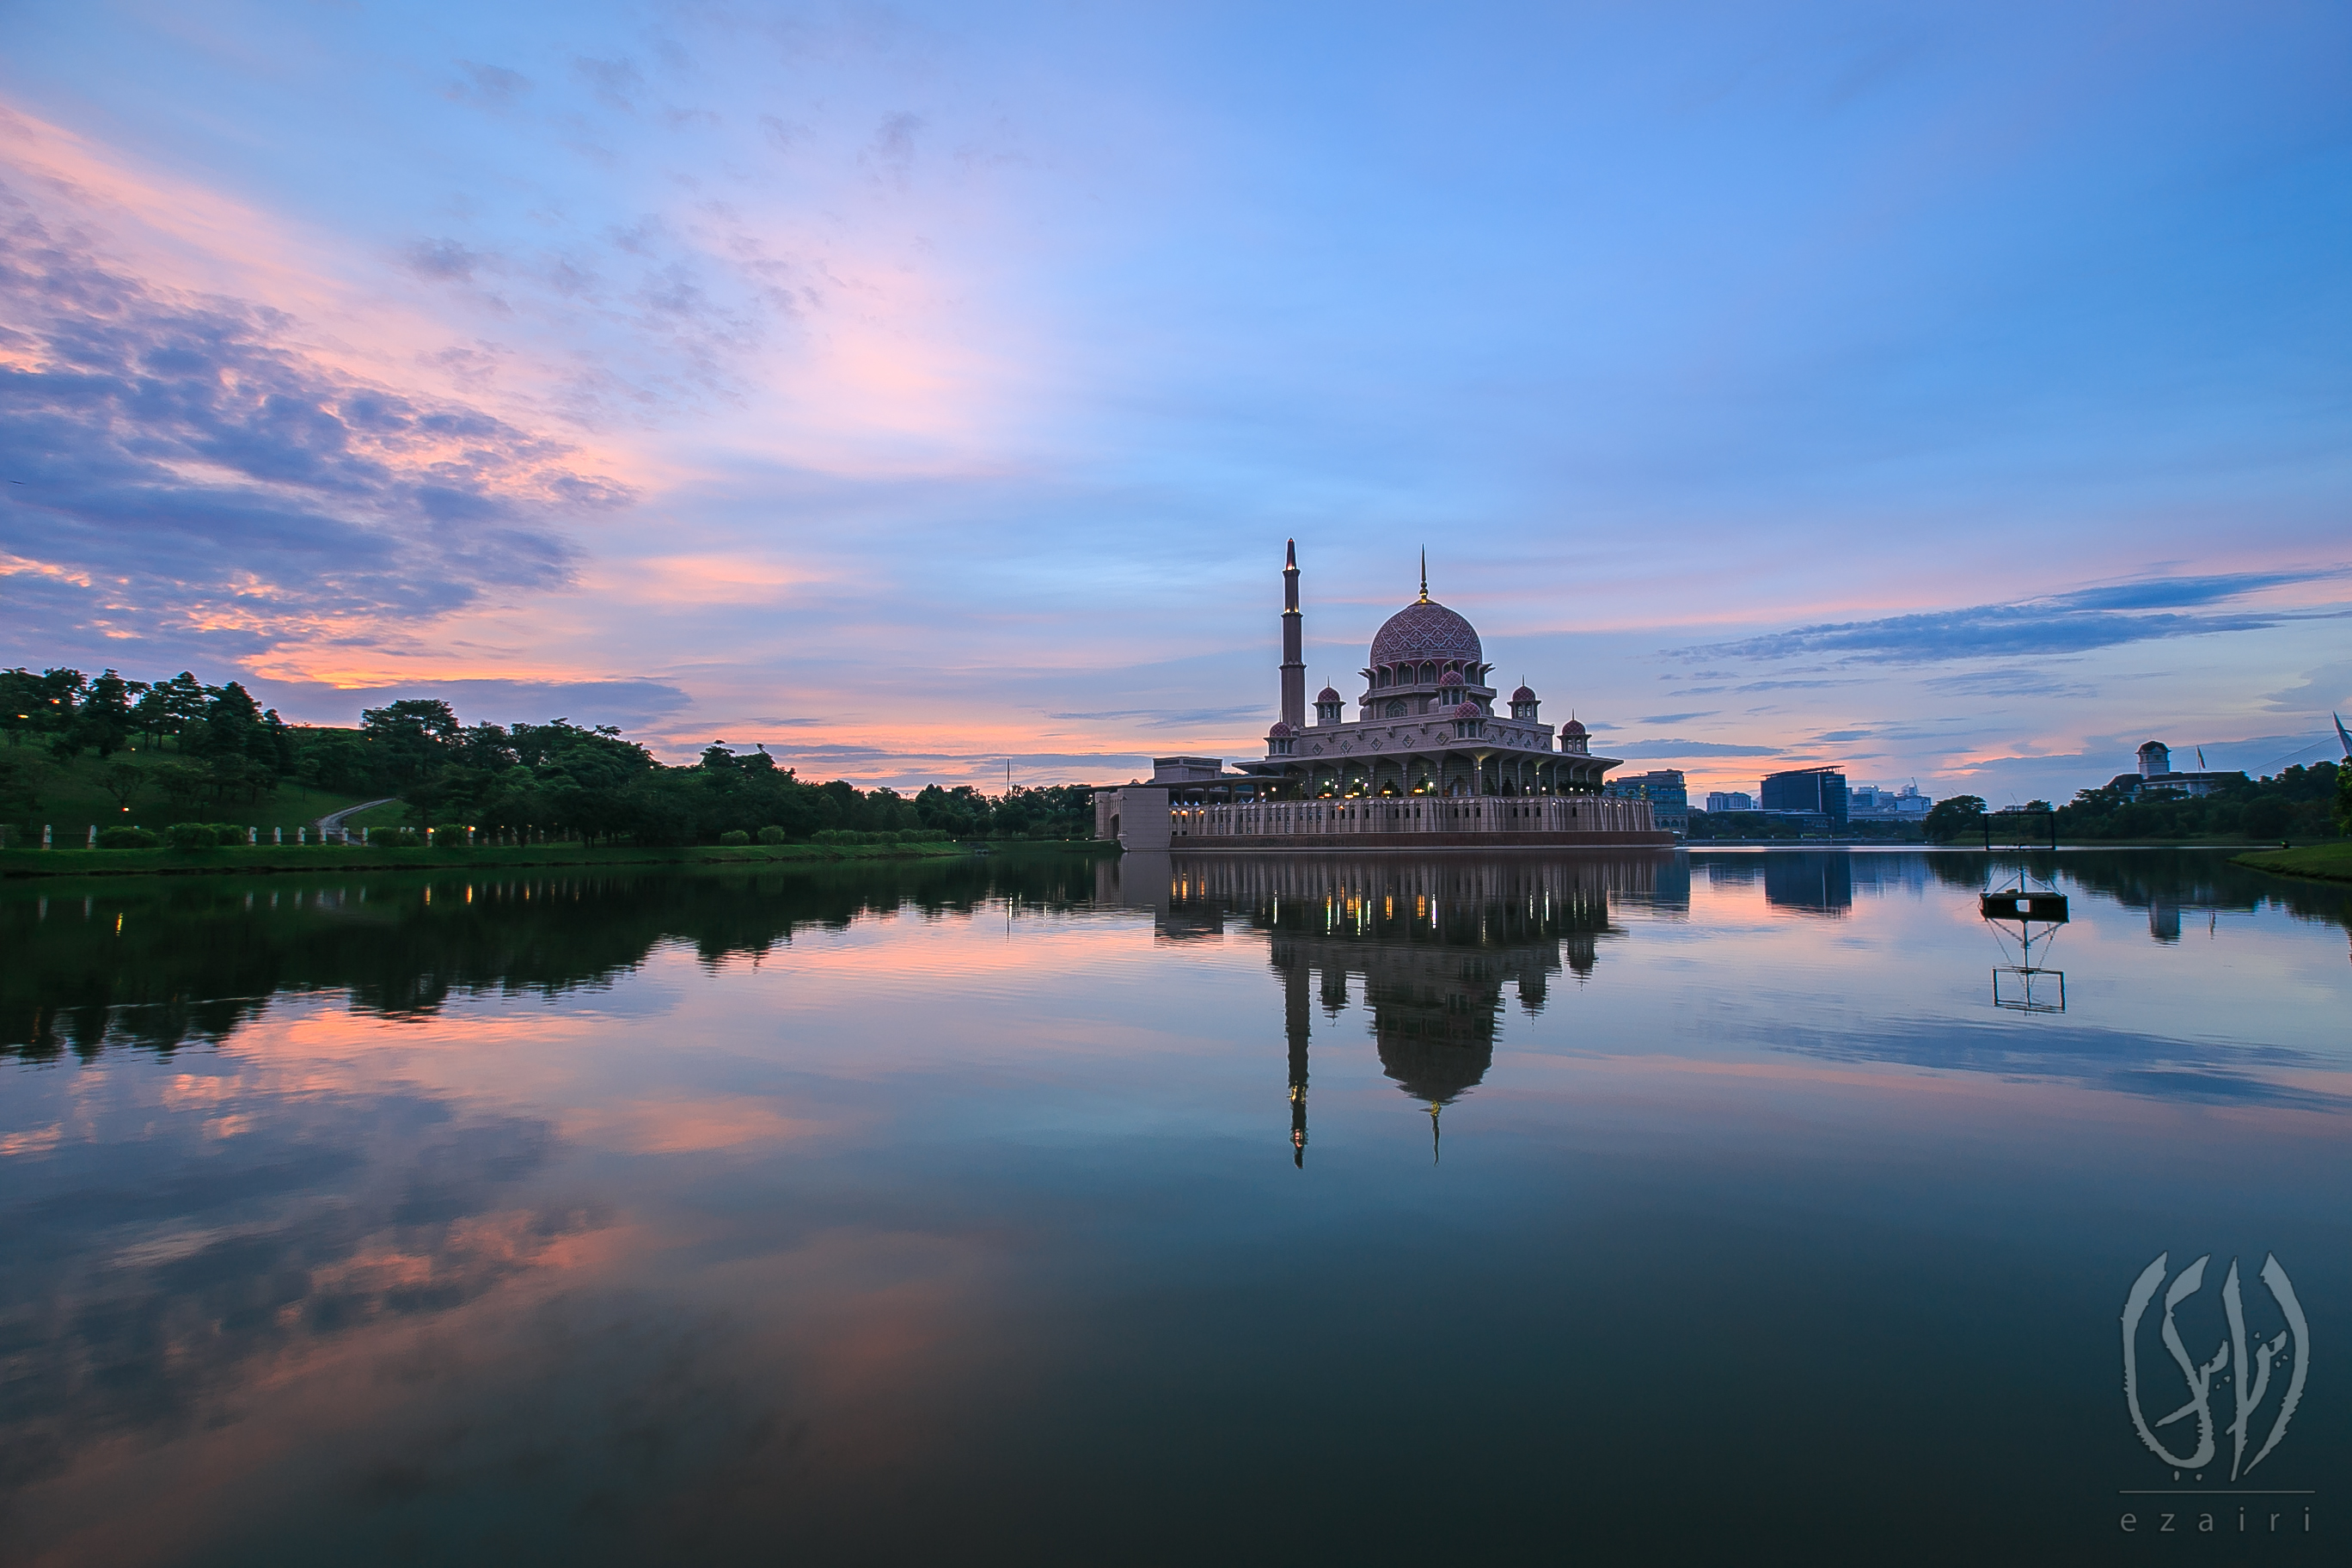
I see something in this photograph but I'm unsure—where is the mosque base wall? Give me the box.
[1164,831,1675,852]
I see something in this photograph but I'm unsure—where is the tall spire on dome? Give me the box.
[1418,547,1429,603]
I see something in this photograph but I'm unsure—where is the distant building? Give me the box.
[2104,740,2245,800]
[1848,783,1931,820]
[1761,768,1849,827]
[1705,790,1753,813]
[1608,769,1688,833]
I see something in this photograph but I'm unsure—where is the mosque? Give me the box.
[1093,542,1669,849]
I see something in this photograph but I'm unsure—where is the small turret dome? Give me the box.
[1510,684,1537,703]
[1266,720,1295,738]
[1438,670,1465,689]
[1315,684,1341,703]
[1453,701,1483,720]
[1560,718,1586,736]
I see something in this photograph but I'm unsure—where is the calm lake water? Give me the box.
[4,848,2349,1565]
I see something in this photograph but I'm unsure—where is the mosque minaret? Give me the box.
[1280,538,1307,735]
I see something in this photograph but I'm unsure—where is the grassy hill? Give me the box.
[0,741,382,846]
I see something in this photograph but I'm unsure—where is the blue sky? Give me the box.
[1,1,2345,799]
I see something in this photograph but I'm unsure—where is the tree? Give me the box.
[100,762,147,814]
[1922,795,1988,842]
[203,755,277,806]
[2337,763,2352,836]
[153,672,211,742]
[154,763,209,813]
[0,668,42,746]
[73,670,136,758]
[454,722,517,771]
[34,668,88,757]
[184,682,288,769]
[362,698,462,783]
[130,683,175,745]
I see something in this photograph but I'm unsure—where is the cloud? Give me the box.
[573,58,644,113]
[279,678,692,731]
[445,61,531,111]
[2055,570,2343,611]
[400,238,492,282]
[0,186,628,661]
[862,112,922,186]
[1610,738,1781,757]
[2261,658,2352,716]
[1046,705,1266,727]
[1772,1020,2345,1111]
[1670,678,1860,696]
[1675,568,2351,666]
[1635,710,1716,725]
[1924,667,2098,699]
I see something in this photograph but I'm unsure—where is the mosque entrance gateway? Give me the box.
[1092,543,1674,851]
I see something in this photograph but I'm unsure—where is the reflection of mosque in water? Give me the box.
[1095,853,1683,1163]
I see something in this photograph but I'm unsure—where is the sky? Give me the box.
[1,0,2346,802]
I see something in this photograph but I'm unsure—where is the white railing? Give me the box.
[1169,795,1655,839]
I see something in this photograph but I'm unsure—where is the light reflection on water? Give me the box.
[3,848,2349,1566]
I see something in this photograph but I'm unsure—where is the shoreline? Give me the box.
[2231,843,2352,884]
[0,841,1110,879]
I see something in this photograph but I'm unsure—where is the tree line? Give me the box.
[1920,760,2348,842]
[2,667,1100,844]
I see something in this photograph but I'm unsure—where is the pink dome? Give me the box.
[1266,720,1295,738]
[1510,684,1537,703]
[1559,718,1586,735]
[1437,669,1465,688]
[1370,599,1482,668]
[1453,701,1483,720]
[1315,685,1342,702]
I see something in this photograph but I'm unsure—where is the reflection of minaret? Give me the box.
[1283,943,1310,1167]
[1279,540,1306,733]
[1155,857,1654,1161]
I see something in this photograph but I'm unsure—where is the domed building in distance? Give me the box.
[1092,542,1669,850]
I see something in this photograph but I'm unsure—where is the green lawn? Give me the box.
[0,839,986,878]
[2233,842,2352,883]
[1,744,380,843]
